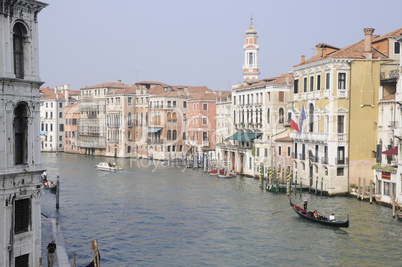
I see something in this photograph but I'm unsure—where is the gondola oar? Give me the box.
[271,203,303,215]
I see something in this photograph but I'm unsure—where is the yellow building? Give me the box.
[291,28,399,195]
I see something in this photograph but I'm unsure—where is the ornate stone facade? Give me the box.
[0,1,47,266]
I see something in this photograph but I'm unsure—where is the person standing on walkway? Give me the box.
[47,240,57,267]
[302,194,309,210]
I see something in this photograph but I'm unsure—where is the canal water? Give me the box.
[41,153,402,267]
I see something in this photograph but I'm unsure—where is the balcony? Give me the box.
[202,141,210,147]
[335,157,348,165]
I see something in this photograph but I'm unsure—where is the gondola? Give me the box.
[290,200,349,228]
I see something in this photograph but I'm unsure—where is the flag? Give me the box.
[298,104,306,136]
[290,104,299,132]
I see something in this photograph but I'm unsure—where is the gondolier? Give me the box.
[302,194,309,210]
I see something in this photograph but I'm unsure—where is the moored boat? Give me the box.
[208,169,226,176]
[290,200,349,228]
[218,170,236,178]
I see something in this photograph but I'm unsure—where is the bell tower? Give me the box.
[243,17,260,83]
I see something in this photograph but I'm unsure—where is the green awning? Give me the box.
[238,132,262,141]
[146,127,162,133]
[227,132,240,140]
[227,132,262,141]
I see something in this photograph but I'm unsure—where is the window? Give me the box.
[59,112,63,118]
[59,124,64,132]
[128,113,132,127]
[267,108,270,123]
[287,146,291,157]
[337,168,344,176]
[325,73,331,89]
[248,52,254,64]
[167,130,171,140]
[128,131,131,140]
[183,132,186,140]
[127,146,131,153]
[279,91,284,102]
[183,101,187,108]
[265,148,268,157]
[317,75,321,90]
[203,132,208,141]
[172,130,177,140]
[338,73,346,89]
[203,103,208,111]
[202,117,208,125]
[15,254,29,267]
[278,146,282,155]
[128,97,132,105]
[14,103,28,165]
[59,102,63,108]
[15,198,30,233]
[303,77,307,92]
[337,146,345,164]
[279,108,284,124]
[309,104,314,132]
[294,79,299,94]
[395,41,400,54]
[310,76,314,91]
[337,115,344,134]
[13,23,25,79]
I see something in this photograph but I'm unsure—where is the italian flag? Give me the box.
[290,104,299,132]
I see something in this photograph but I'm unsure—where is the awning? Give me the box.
[145,127,162,133]
[382,146,398,155]
[227,132,262,141]
[238,132,262,141]
[227,132,240,140]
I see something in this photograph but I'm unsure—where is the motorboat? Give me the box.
[95,162,123,172]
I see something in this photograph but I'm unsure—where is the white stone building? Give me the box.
[0,1,47,266]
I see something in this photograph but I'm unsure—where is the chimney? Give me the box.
[364,28,375,59]
[64,84,70,106]
[301,55,306,64]
[118,79,122,84]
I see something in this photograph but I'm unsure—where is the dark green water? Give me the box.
[41,153,402,267]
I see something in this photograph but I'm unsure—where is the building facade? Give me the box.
[0,1,47,266]
[291,28,399,195]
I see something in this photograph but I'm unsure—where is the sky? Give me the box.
[38,0,402,91]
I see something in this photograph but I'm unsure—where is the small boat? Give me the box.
[290,200,349,228]
[208,169,226,176]
[42,179,57,193]
[218,170,236,178]
[95,162,123,172]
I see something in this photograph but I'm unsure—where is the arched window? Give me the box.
[13,23,26,79]
[14,103,28,165]
[172,130,177,140]
[172,112,177,122]
[127,112,132,127]
[167,130,172,140]
[279,108,284,124]
[127,131,131,140]
[309,103,314,132]
[167,112,172,121]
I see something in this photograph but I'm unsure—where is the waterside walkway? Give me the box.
[41,215,70,267]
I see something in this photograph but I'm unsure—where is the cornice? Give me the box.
[1,0,48,21]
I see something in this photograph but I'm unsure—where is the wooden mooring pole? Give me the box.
[56,174,60,209]
[91,240,101,267]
